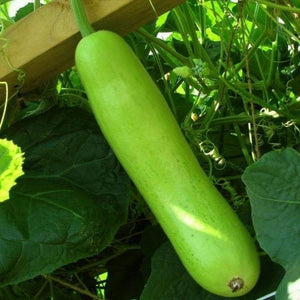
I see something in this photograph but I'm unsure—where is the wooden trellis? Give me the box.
[0,0,186,102]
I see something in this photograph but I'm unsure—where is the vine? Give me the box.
[0,80,7,130]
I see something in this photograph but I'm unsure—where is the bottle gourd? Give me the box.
[73,4,260,296]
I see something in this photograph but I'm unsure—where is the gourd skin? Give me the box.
[75,30,260,297]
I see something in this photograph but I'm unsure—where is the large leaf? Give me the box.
[140,242,211,300]
[0,139,24,202]
[0,108,130,287]
[242,148,300,300]
[276,258,300,300]
[4,108,129,196]
[140,242,283,300]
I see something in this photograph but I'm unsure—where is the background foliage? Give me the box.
[0,0,299,299]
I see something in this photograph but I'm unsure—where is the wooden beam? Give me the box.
[0,0,185,102]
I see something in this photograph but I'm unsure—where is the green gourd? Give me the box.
[74,30,260,297]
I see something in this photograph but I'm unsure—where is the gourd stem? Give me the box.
[34,0,41,10]
[70,0,95,38]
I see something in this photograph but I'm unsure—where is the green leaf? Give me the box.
[0,108,130,287]
[292,0,300,7]
[242,148,300,267]
[0,0,13,4]
[1,276,83,300]
[140,242,209,300]
[173,66,193,78]
[0,139,24,202]
[141,242,283,300]
[0,178,114,285]
[242,148,300,300]
[14,3,34,21]
[156,12,170,29]
[4,108,129,197]
[276,258,300,300]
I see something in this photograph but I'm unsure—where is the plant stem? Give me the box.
[148,43,178,119]
[173,6,195,59]
[253,0,300,13]
[181,3,202,58]
[201,82,226,130]
[260,5,300,43]
[33,280,49,299]
[0,81,8,131]
[232,30,267,77]
[0,5,14,28]
[69,244,141,274]
[210,113,265,126]
[34,0,41,10]
[137,28,191,66]
[44,275,102,300]
[226,97,253,166]
[70,0,95,38]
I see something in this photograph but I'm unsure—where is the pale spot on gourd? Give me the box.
[170,204,227,241]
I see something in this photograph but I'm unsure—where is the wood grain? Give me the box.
[0,0,185,102]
